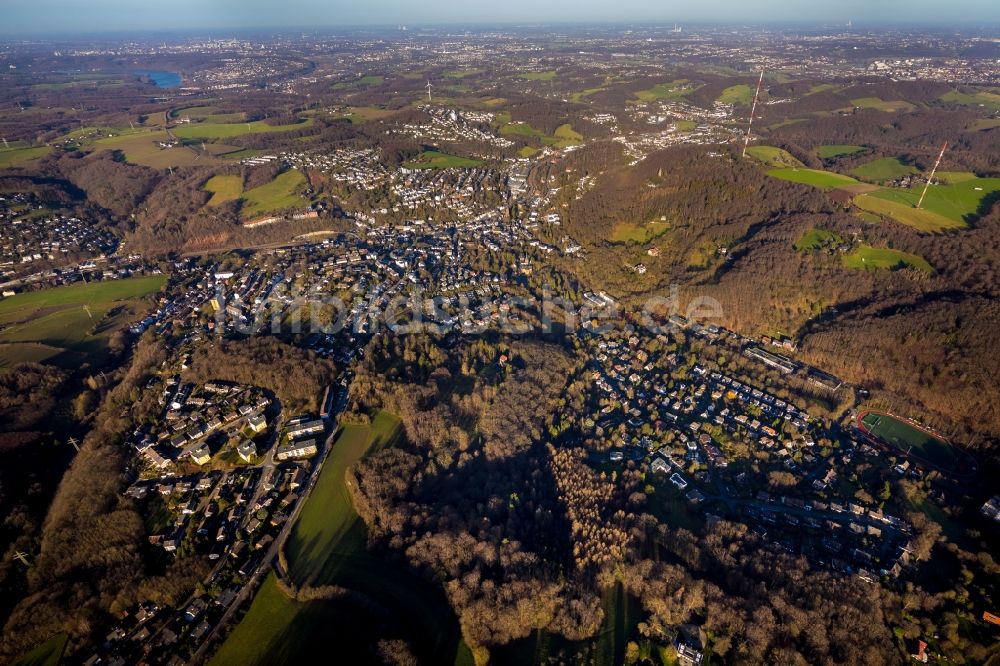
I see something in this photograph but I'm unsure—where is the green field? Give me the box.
[518,146,539,158]
[173,119,313,141]
[855,176,1000,231]
[842,245,932,273]
[402,150,483,170]
[518,70,557,81]
[634,79,697,103]
[212,413,469,666]
[850,157,918,182]
[851,97,915,113]
[0,146,52,168]
[767,167,860,190]
[794,228,843,251]
[445,69,483,79]
[0,275,166,371]
[242,170,308,218]
[860,411,960,470]
[203,174,243,205]
[940,88,1000,111]
[745,145,802,168]
[718,84,753,105]
[91,130,218,169]
[10,633,68,666]
[610,220,669,244]
[500,121,582,149]
[816,144,866,159]
[332,75,384,90]
[331,106,395,123]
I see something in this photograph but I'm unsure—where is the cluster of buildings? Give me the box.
[387,105,514,148]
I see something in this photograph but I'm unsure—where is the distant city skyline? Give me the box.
[2,0,999,35]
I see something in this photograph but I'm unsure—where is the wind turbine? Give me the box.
[916,142,947,209]
[426,80,434,103]
[742,70,765,158]
[12,551,30,567]
[2,137,8,149]
[67,437,80,452]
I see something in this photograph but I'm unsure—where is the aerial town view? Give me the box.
[0,0,998,664]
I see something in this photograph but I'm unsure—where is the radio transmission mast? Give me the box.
[741,70,765,158]
[916,142,947,209]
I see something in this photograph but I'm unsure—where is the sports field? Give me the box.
[767,167,860,190]
[402,150,483,170]
[859,411,964,473]
[0,275,166,371]
[842,245,932,273]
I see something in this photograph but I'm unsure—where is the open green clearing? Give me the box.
[445,69,483,79]
[91,130,223,169]
[203,175,243,206]
[939,88,1000,111]
[212,413,469,666]
[519,70,557,81]
[0,146,52,168]
[855,176,1000,231]
[851,97,915,112]
[842,245,932,273]
[816,144,866,159]
[10,633,68,666]
[0,275,166,371]
[610,220,670,244]
[333,106,395,123]
[767,167,860,190]
[795,228,843,251]
[500,121,582,149]
[718,84,753,105]
[634,80,697,103]
[850,157,918,182]
[173,118,313,141]
[402,150,483,170]
[242,170,308,218]
[333,75,384,90]
[860,411,959,470]
[745,145,802,168]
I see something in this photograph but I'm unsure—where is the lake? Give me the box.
[134,69,181,88]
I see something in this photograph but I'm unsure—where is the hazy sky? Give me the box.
[2,0,998,35]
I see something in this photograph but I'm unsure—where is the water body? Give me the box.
[133,69,181,88]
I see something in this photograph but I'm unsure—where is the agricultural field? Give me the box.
[213,413,470,666]
[859,411,966,473]
[171,105,246,123]
[610,220,670,244]
[330,106,395,123]
[500,121,582,148]
[855,175,999,231]
[939,88,1000,111]
[842,245,932,273]
[242,170,308,218]
[202,174,243,205]
[91,130,219,169]
[332,75,384,90]
[172,118,313,140]
[850,157,918,182]
[633,79,697,103]
[0,145,52,168]
[0,275,166,371]
[402,150,483,170]
[745,145,802,168]
[717,84,753,105]
[794,228,843,251]
[766,167,860,190]
[445,69,483,79]
[850,97,915,113]
[816,144,866,159]
[518,70,557,81]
